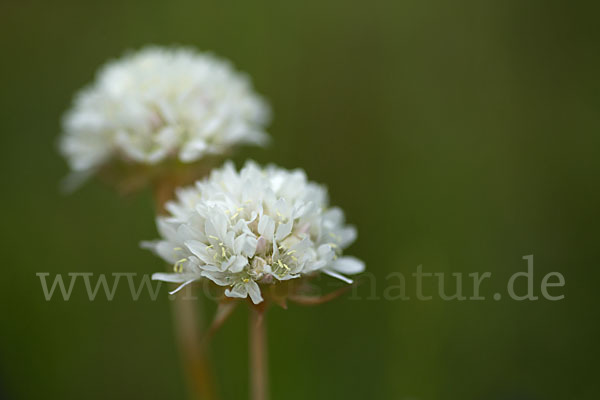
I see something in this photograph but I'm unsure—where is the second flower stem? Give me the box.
[154,176,216,400]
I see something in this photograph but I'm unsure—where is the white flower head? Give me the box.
[143,161,365,304]
[60,46,271,175]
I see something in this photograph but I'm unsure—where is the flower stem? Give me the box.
[249,304,269,400]
[153,176,216,400]
[173,294,215,400]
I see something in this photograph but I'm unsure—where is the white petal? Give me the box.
[258,215,275,239]
[169,279,197,295]
[330,256,365,275]
[273,273,300,281]
[229,256,248,273]
[140,240,158,250]
[338,226,357,248]
[223,231,236,250]
[156,219,178,241]
[152,272,195,283]
[205,212,228,240]
[243,236,258,258]
[317,244,336,263]
[180,139,208,162]
[201,271,229,286]
[275,220,293,241]
[185,240,213,264]
[323,269,353,284]
[246,280,263,304]
[225,283,248,299]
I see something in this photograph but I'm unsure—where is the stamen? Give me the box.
[277,259,290,271]
[173,258,187,273]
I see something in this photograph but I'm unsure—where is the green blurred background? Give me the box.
[1,0,599,399]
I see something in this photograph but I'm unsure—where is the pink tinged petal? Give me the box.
[255,236,267,254]
[330,256,365,275]
[296,222,311,235]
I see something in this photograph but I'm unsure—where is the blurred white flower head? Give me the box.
[60,46,270,174]
[144,162,364,304]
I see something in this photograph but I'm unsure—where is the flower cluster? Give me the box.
[60,46,270,174]
[144,162,364,303]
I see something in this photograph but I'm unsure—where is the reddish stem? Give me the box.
[249,304,269,400]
